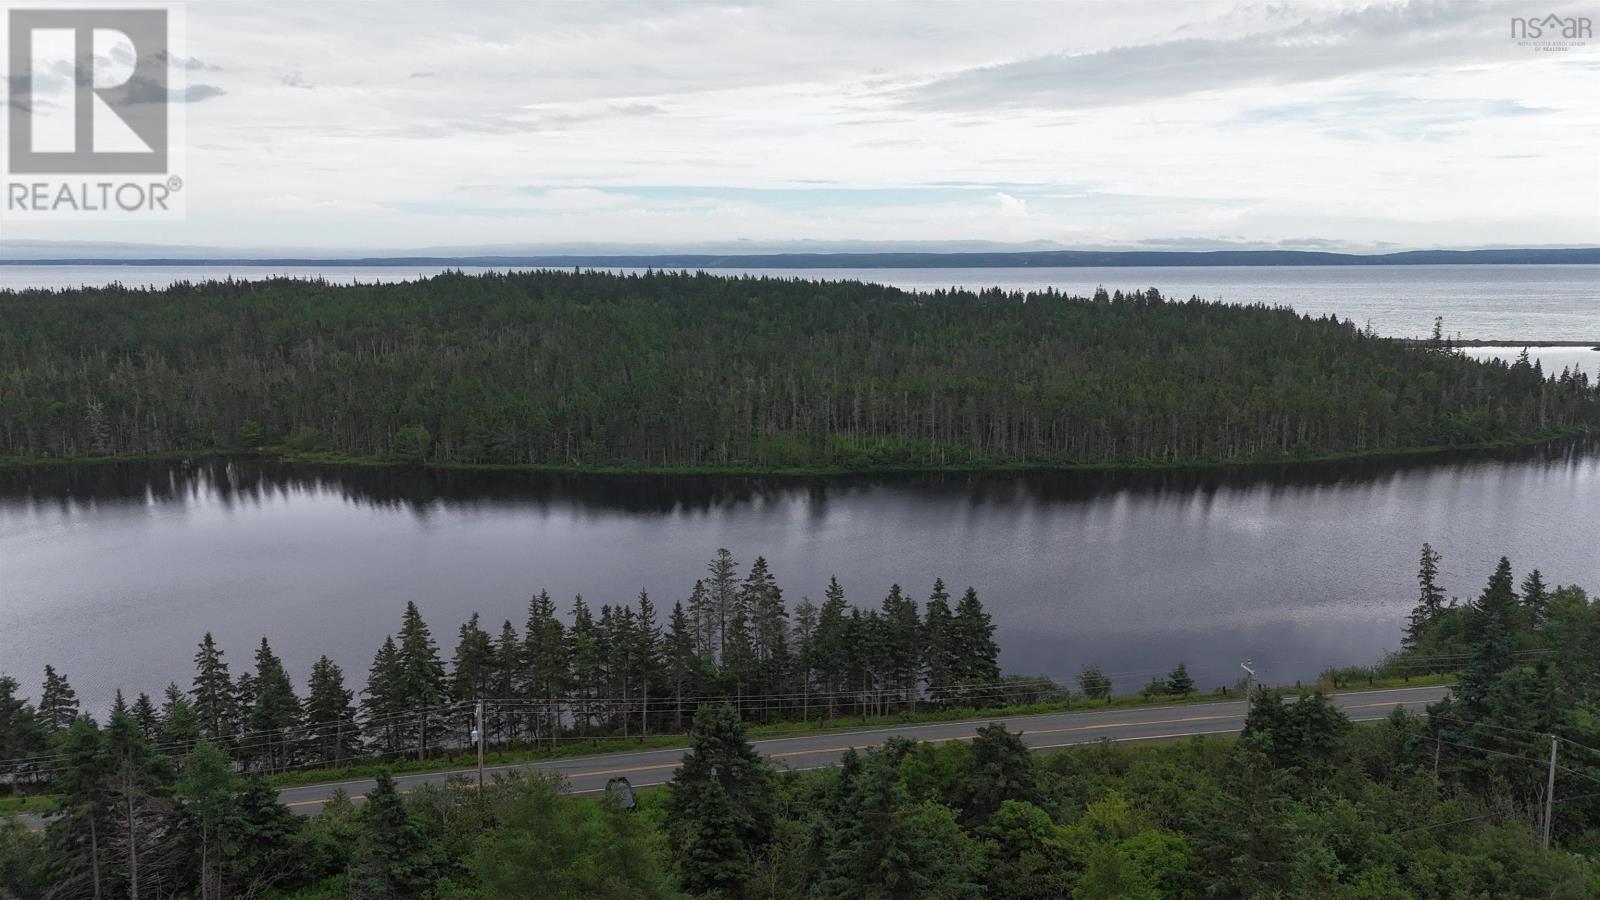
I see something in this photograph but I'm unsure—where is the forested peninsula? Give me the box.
[2,270,1594,472]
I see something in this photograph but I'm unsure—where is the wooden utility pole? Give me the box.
[1543,736,1558,851]
[476,700,486,791]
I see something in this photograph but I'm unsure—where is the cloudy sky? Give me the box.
[4,0,1599,253]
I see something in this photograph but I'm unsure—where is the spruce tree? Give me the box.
[348,771,438,897]
[816,746,978,900]
[248,637,301,773]
[158,682,200,749]
[305,655,361,767]
[792,597,819,718]
[665,601,701,731]
[38,665,80,734]
[394,602,447,759]
[880,584,922,708]
[450,612,495,704]
[744,557,790,704]
[191,633,237,747]
[1404,543,1448,649]
[631,590,663,734]
[568,597,602,733]
[707,549,740,660]
[129,693,159,743]
[0,676,46,762]
[686,579,715,660]
[1459,557,1522,714]
[523,590,568,745]
[922,579,958,701]
[722,605,757,711]
[667,703,775,895]
[952,587,1000,693]
[961,723,1041,825]
[1165,663,1196,697]
[490,620,521,742]
[1521,568,1550,631]
[103,701,177,899]
[363,635,404,753]
[814,576,850,718]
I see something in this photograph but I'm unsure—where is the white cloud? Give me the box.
[6,0,1597,251]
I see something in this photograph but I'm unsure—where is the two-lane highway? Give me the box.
[276,684,1449,815]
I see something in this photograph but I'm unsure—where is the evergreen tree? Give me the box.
[665,601,701,731]
[1404,543,1448,649]
[744,557,791,705]
[523,590,568,745]
[0,677,45,765]
[960,723,1041,825]
[394,602,447,759]
[38,665,80,734]
[722,604,758,711]
[631,590,663,734]
[129,693,159,743]
[103,701,180,899]
[1165,663,1196,697]
[667,703,775,897]
[707,549,739,661]
[363,635,404,753]
[952,587,1000,695]
[814,576,851,718]
[792,596,820,718]
[921,579,958,701]
[176,742,302,900]
[686,579,715,660]
[49,718,113,897]
[348,771,438,898]
[1459,557,1522,713]
[158,682,200,749]
[247,637,301,773]
[568,597,602,733]
[305,655,361,767]
[880,584,922,708]
[1521,568,1550,631]
[191,633,237,747]
[490,620,521,742]
[1077,665,1112,700]
[449,612,495,704]
[816,746,978,900]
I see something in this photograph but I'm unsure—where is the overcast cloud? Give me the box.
[2,0,1596,252]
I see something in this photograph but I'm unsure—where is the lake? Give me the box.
[3,263,1598,342]
[3,444,1596,713]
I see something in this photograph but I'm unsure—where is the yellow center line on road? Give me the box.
[281,696,1440,808]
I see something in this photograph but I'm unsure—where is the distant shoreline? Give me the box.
[3,247,1600,268]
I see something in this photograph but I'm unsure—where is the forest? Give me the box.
[0,550,1010,786]
[2,270,1595,471]
[0,548,1597,897]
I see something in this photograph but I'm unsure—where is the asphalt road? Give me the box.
[270,684,1449,815]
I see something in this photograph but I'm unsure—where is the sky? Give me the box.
[2,0,1599,254]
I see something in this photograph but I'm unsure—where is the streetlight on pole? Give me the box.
[1240,659,1255,697]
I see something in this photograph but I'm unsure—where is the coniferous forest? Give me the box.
[1,270,1594,470]
[1,549,1598,897]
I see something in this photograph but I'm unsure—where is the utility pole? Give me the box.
[475,700,486,791]
[1543,735,1558,850]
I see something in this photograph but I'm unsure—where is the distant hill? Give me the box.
[4,248,1600,268]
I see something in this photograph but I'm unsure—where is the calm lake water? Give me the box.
[3,263,1598,341]
[3,445,1597,713]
